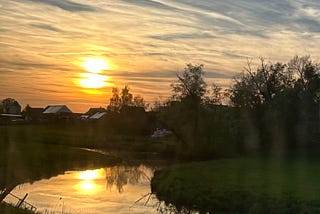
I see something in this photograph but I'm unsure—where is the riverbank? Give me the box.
[0,124,175,213]
[0,203,34,214]
[0,124,178,156]
[151,150,320,213]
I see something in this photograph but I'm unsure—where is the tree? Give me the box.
[171,64,207,106]
[230,56,320,149]
[1,98,18,114]
[108,86,148,112]
[171,64,207,145]
[108,87,121,112]
[133,95,148,108]
[158,64,235,157]
[204,83,225,105]
[288,56,320,104]
[230,58,287,108]
[121,85,133,107]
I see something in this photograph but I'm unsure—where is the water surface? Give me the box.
[5,165,161,213]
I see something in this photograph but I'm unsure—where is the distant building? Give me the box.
[86,107,106,115]
[43,105,73,114]
[22,105,44,122]
[0,113,23,124]
[42,105,74,121]
[81,107,107,120]
[89,112,107,120]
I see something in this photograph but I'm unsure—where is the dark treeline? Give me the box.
[156,56,320,159]
[1,56,319,159]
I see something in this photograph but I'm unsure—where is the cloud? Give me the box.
[150,32,216,41]
[30,23,63,32]
[118,0,181,12]
[2,0,320,111]
[23,0,96,12]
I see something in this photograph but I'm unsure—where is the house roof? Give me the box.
[89,112,106,119]
[86,107,106,115]
[43,105,72,114]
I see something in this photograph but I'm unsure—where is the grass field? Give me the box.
[151,150,320,213]
[0,123,177,154]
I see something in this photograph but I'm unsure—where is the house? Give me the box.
[22,105,44,122]
[89,112,107,120]
[0,113,23,124]
[42,105,74,121]
[81,107,107,120]
[86,107,106,115]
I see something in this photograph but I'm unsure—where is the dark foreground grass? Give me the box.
[151,150,320,213]
[0,203,34,214]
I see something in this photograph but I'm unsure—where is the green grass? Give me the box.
[151,150,320,213]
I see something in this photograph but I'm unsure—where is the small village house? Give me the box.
[42,105,74,121]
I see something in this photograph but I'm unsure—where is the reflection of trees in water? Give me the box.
[105,165,151,193]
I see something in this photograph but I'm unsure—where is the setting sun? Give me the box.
[81,58,109,73]
[78,73,109,89]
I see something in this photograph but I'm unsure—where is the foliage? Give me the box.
[230,56,320,149]
[158,64,233,157]
[1,98,19,114]
[230,58,287,108]
[108,85,147,112]
[171,64,207,105]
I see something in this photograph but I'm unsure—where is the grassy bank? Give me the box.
[0,123,178,155]
[0,203,34,214]
[151,150,320,213]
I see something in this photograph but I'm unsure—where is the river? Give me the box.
[4,164,163,214]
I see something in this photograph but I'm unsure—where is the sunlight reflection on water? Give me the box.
[4,165,161,214]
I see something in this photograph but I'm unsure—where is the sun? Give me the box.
[78,73,109,89]
[81,58,109,73]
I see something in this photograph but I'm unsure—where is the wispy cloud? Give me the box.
[22,0,96,12]
[1,0,320,111]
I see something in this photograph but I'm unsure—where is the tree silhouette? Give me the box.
[108,86,147,112]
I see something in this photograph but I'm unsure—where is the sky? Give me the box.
[1,0,320,112]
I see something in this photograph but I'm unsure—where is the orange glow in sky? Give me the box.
[2,1,320,112]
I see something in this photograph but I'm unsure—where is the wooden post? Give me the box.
[16,193,28,208]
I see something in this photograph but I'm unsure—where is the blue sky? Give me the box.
[1,0,320,112]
